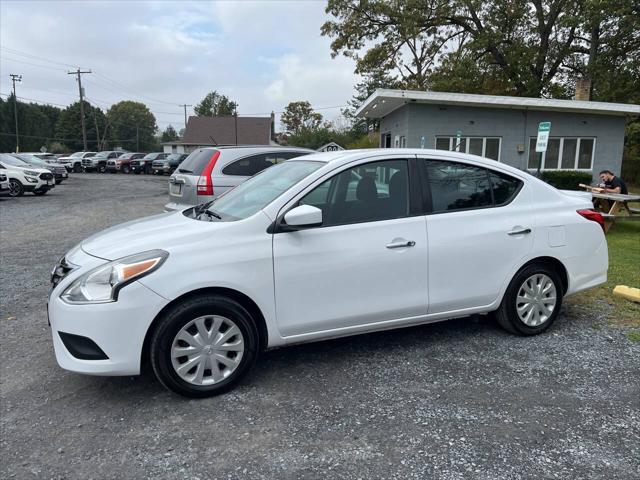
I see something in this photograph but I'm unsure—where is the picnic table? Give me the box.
[588,190,640,233]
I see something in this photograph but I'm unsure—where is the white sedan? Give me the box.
[48,149,608,397]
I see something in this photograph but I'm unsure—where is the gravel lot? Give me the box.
[1,173,639,479]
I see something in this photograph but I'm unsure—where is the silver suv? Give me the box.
[165,146,313,211]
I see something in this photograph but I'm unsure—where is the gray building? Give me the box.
[356,89,640,180]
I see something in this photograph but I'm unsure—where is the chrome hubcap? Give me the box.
[170,315,244,386]
[516,274,557,327]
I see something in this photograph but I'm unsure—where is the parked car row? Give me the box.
[0,153,56,197]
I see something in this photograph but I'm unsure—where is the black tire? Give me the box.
[123,165,130,174]
[98,164,106,173]
[144,163,152,175]
[73,163,82,173]
[495,263,563,335]
[150,295,259,398]
[8,179,23,197]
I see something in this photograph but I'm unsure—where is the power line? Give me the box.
[0,131,136,144]
[0,46,78,69]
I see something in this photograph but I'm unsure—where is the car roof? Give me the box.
[296,148,524,173]
[200,145,314,152]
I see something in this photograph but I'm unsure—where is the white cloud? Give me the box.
[0,0,357,132]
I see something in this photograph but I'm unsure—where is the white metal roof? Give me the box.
[356,89,640,118]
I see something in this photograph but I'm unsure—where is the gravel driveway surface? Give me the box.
[1,173,639,479]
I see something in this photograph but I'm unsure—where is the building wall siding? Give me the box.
[379,104,626,180]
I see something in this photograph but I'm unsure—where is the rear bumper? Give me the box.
[564,235,609,296]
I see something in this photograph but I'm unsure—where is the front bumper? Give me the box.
[48,279,169,376]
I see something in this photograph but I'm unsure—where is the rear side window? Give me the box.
[489,171,522,205]
[222,151,306,177]
[178,149,218,175]
[424,160,521,213]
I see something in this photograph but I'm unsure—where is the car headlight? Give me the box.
[60,250,168,304]
[24,170,39,176]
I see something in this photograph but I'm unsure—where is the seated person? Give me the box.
[596,170,628,194]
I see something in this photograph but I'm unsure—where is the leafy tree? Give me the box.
[343,70,399,134]
[322,0,639,99]
[161,124,180,143]
[56,101,107,151]
[281,101,323,135]
[106,101,157,151]
[194,91,237,117]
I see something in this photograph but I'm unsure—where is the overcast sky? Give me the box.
[0,0,358,132]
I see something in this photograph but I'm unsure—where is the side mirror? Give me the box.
[283,204,323,228]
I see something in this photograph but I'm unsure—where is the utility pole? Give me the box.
[9,74,22,152]
[68,68,92,150]
[234,103,238,146]
[179,104,192,129]
[136,125,139,151]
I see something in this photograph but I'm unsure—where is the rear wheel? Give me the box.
[150,295,259,398]
[8,179,23,197]
[495,263,563,335]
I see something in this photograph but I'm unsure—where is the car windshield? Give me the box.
[71,152,84,157]
[94,152,109,158]
[166,154,181,160]
[206,160,323,220]
[118,153,132,159]
[0,154,29,167]
[143,153,158,159]
[17,155,47,167]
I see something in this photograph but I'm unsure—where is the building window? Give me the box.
[527,137,595,170]
[400,136,406,148]
[434,136,501,161]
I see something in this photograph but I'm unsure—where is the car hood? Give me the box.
[4,164,50,174]
[80,210,263,261]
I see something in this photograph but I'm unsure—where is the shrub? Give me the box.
[540,170,593,190]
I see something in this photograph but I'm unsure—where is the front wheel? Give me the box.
[495,264,563,335]
[150,295,259,398]
[73,163,82,173]
[122,165,130,174]
[8,179,23,197]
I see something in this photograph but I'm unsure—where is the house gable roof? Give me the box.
[182,116,272,145]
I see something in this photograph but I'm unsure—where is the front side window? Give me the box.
[424,160,522,213]
[299,159,409,227]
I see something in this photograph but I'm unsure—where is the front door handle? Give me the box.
[507,228,532,236]
[386,240,416,249]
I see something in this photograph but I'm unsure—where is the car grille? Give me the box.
[107,160,116,166]
[51,256,75,288]
[131,161,141,167]
[152,160,166,167]
[52,166,66,174]
[40,172,54,180]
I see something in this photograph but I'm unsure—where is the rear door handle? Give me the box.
[386,240,416,249]
[507,228,531,236]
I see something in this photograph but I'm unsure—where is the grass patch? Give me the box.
[567,221,640,327]
[627,331,640,342]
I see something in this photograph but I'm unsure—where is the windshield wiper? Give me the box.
[178,168,192,173]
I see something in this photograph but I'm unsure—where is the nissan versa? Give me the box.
[48,149,608,397]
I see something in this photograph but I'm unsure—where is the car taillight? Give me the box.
[577,209,605,232]
[197,151,220,196]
